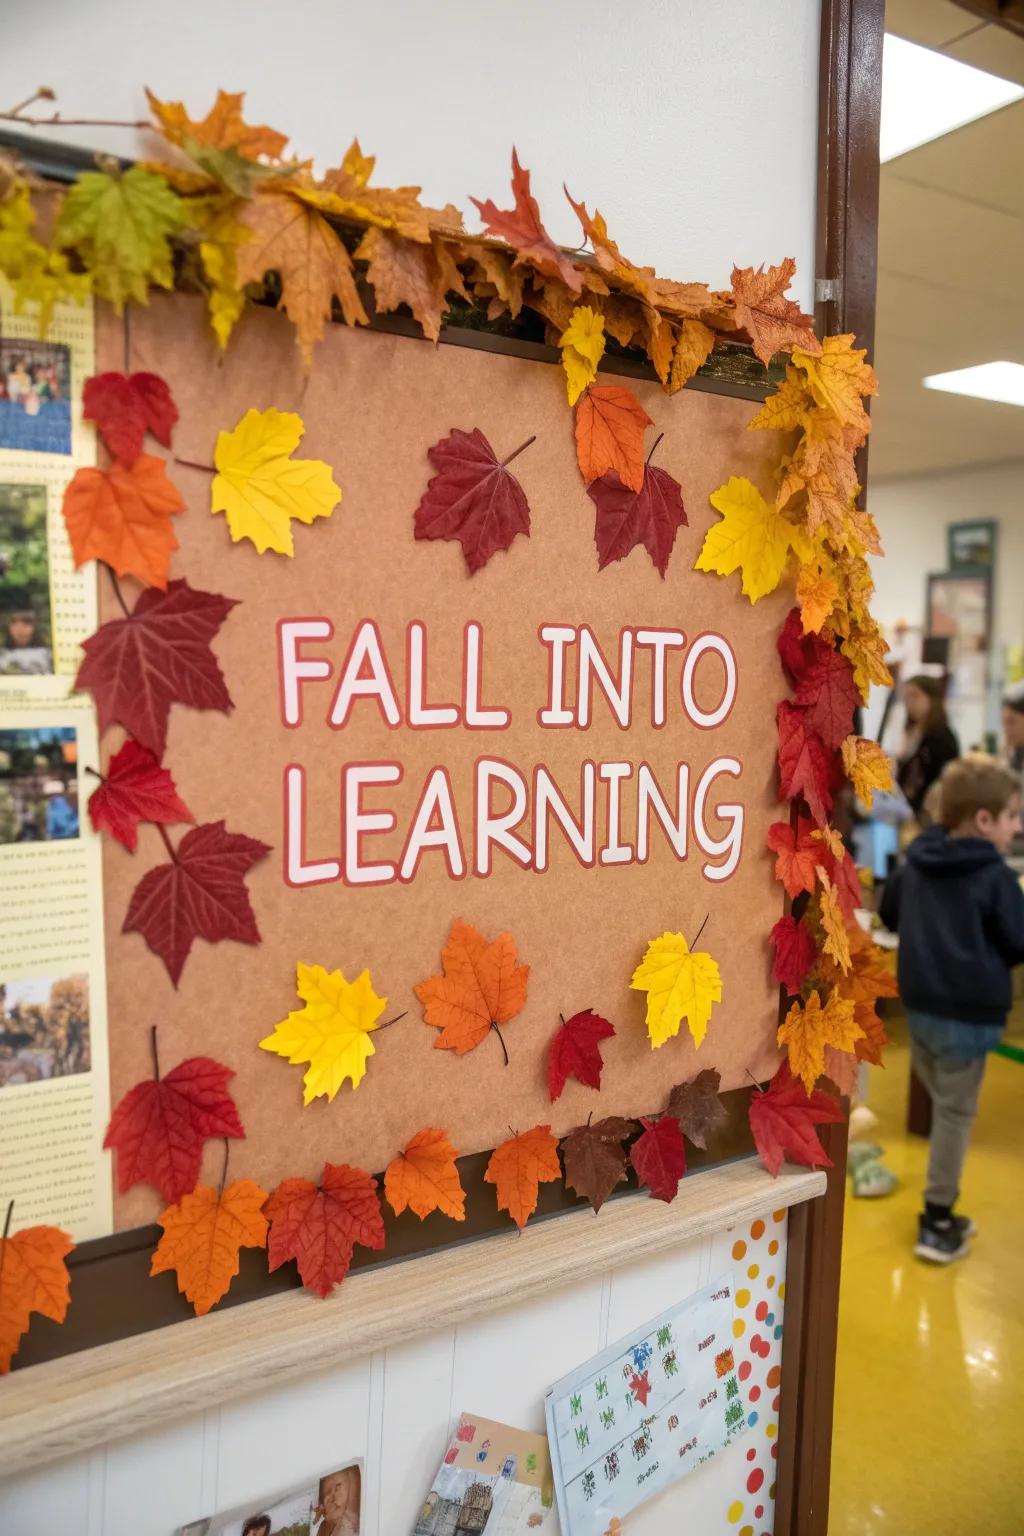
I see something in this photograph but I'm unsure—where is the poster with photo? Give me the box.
[0,724,79,844]
[0,971,90,1089]
[0,331,73,456]
[0,481,53,675]
[176,1460,360,1536]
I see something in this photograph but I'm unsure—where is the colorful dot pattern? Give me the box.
[721,1208,787,1534]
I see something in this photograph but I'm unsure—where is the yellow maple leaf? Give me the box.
[747,365,813,433]
[339,138,376,191]
[211,407,341,556]
[777,988,863,1095]
[185,193,252,349]
[796,563,839,634]
[817,867,852,974]
[259,961,387,1104]
[147,87,289,160]
[696,476,794,603]
[841,736,893,808]
[841,616,893,697]
[668,318,716,393]
[630,932,723,1050]
[558,305,606,405]
[792,333,878,447]
[0,182,93,332]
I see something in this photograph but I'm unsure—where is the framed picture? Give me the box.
[947,519,997,572]
[926,570,991,699]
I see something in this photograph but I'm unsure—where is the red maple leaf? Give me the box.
[766,820,826,898]
[630,1115,686,1203]
[414,427,533,574]
[793,650,860,749]
[87,738,193,852]
[748,1061,844,1177]
[548,1009,616,1101]
[825,840,862,917]
[83,370,179,464]
[75,579,238,758]
[103,1052,245,1202]
[586,461,687,577]
[777,608,830,685]
[471,148,582,292]
[777,701,837,826]
[854,1003,889,1066]
[770,914,818,995]
[123,820,271,986]
[629,1368,652,1407]
[265,1162,385,1298]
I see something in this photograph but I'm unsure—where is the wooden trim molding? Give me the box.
[0,1159,824,1479]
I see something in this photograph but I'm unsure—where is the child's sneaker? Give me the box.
[914,1212,969,1264]
[952,1212,977,1239]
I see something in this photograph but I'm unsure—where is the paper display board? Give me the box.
[96,296,788,1231]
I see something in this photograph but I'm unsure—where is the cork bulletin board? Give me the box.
[95,295,790,1232]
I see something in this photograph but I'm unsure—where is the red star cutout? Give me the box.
[629,1369,651,1407]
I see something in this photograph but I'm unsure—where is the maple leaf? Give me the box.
[54,166,184,311]
[150,1179,268,1316]
[777,988,862,1095]
[75,579,237,759]
[548,1009,616,1101]
[471,150,582,293]
[187,191,253,348]
[629,1369,653,1407]
[62,456,184,589]
[103,1052,244,1202]
[811,826,862,921]
[574,384,652,492]
[235,185,369,365]
[854,1003,890,1067]
[793,649,859,750]
[778,607,824,684]
[211,407,341,556]
[666,1068,727,1151]
[841,735,893,808]
[564,190,711,321]
[124,820,270,987]
[416,919,529,1059]
[792,333,878,446]
[841,616,893,697]
[0,1221,74,1374]
[484,1125,561,1230]
[318,151,464,244]
[821,930,898,1008]
[0,179,93,331]
[82,370,179,465]
[259,961,386,1104]
[730,257,820,367]
[560,1116,635,1213]
[265,1162,384,1298]
[355,226,465,342]
[817,868,852,975]
[823,1044,859,1097]
[558,306,606,405]
[796,563,839,635]
[770,914,818,996]
[146,87,289,162]
[414,427,533,574]
[384,1128,466,1221]
[87,738,193,852]
[668,319,716,393]
[630,1115,686,1202]
[696,476,794,603]
[777,701,837,827]
[586,458,687,578]
[630,932,723,1050]
[747,364,813,434]
[766,819,826,898]
[749,1061,844,1177]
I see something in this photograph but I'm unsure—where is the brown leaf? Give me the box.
[731,257,820,366]
[356,227,463,342]
[666,1068,727,1150]
[561,1116,636,1213]
[668,319,716,393]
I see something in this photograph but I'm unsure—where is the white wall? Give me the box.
[0,0,821,308]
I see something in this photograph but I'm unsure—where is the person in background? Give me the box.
[1001,681,1024,773]
[879,754,1024,1263]
[895,674,959,821]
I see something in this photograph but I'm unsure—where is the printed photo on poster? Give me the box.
[0,725,78,843]
[0,330,73,455]
[0,482,54,675]
[0,972,90,1089]
[176,1462,361,1536]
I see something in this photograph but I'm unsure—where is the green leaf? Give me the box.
[55,166,185,310]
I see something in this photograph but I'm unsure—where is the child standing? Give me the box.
[879,754,1024,1263]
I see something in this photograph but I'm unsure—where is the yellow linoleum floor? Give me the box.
[830,1027,1024,1536]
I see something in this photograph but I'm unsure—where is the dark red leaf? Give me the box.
[777,701,837,826]
[586,463,686,577]
[560,1115,635,1213]
[103,1055,244,1202]
[748,1060,844,1177]
[83,370,179,464]
[827,842,862,918]
[777,608,831,685]
[414,427,532,574]
[548,1009,616,1101]
[471,148,583,292]
[666,1068,727,1151]
[88,738,193,852]
[265,1162,385,1298]
[75,579,238,758]
[793,650,860,749]
[123,820,271,986]
[770,914,818,995]
[630,1114,686,1202]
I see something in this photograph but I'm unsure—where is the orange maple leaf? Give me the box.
[730,257,820,367]
[668,319,716,393]
[384,1127,466,1221]
[472,149,582,293]
[62,456,184,589]
[777,988,863,1096]
[574,384,652,492]
[485,1125,561,1229]
[146,87,289,160]
[415,919,529,1059]
[564,192,711,319]
[853,1002,890,1066]
[817,867,852,974]
[355,227,466,343]
[320,148,464,244]
[796,564,839,634]
[150,1179,268,1316]
[0,1222,74,1373]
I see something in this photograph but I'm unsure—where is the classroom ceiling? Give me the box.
[869,0,1024,481]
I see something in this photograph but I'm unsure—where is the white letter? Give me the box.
[284,765,340,886]
[475,759,531,874]
[343,763,400,885]
[694,757,743,881]
[538,625,576,726]
[408,622,459,728]
[578,627,634,728]
[465,622,510,727]
[330,621,401,728]
[636,762,689,862]
[278,619,331,726]
[533,763,596,872]
[636,628,685,727]
[400,769,465,881]
[681,633,737,729]
[599,761,634,865]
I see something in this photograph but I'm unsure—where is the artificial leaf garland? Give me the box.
[414,427,534,574]
[630,1115,686,1203]
[748,1062,843,1177]
[560,1115,635,1214]
[62,455,184,589]
[259,962,388,1104]
[777,988,862,1096]
[151,1174,268,1316]
[485,1124,561,1230]
[666,1067,728,1151]
[384,1128,466,1222]
[211,407,342,556]
[574,384,651,492]
[559,306,606,405]
[586,436,687,577]
[82,370,179,464]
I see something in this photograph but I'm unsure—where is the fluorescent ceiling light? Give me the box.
[923,362,1024,408]
[880,33,1024,162]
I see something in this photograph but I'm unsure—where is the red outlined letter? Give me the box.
[283,765,341,886]
[475,758,532,874]
[693,756,743,881]
[599,761,634,865]
[330,621,401,729]
[636,761,690,862]
[400,767,466,882]
[407,621,460,728]
[578,626,633,729]
[538,624,576,727]
[342,762,401,885]
[681,633,737,729]
[635,628,685,728]
[465,621,511,728]
[533,762,596,872]
[278,619,332,727]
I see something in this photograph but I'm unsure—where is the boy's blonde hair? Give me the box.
[938,753,1021,829]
